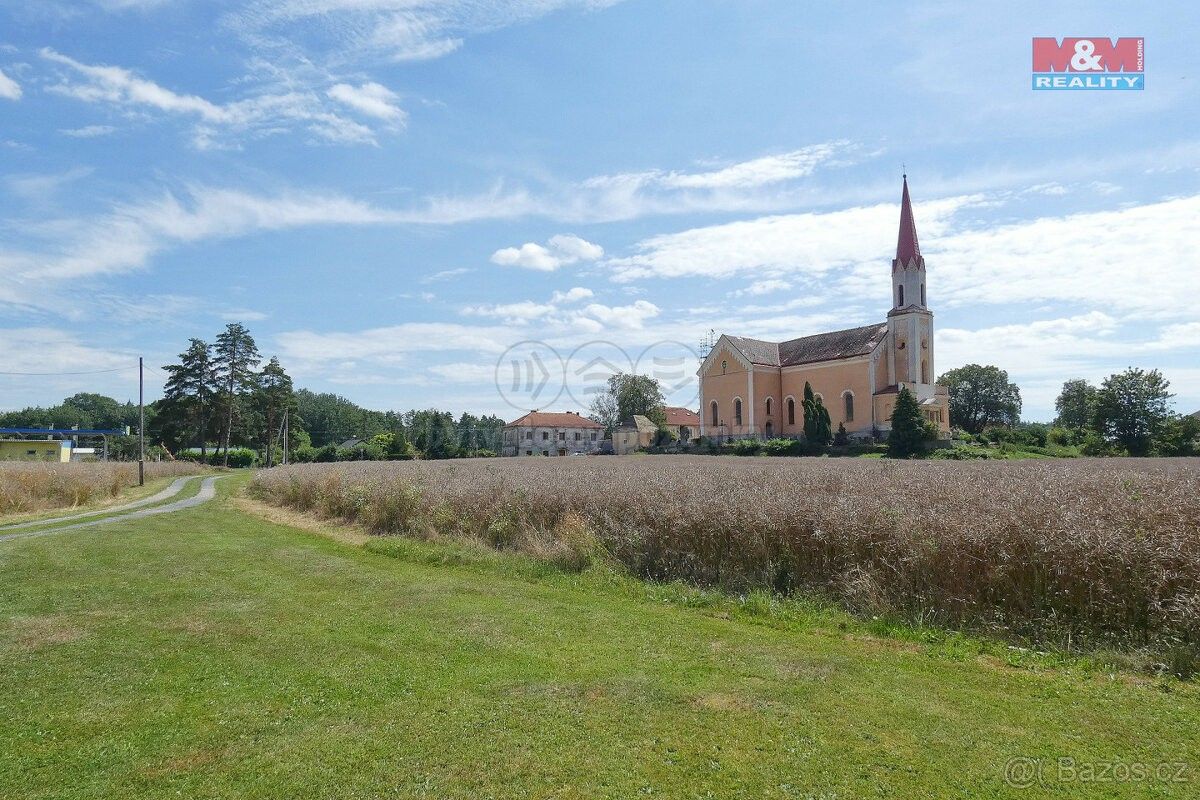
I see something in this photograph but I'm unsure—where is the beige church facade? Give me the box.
[698,177,951,441]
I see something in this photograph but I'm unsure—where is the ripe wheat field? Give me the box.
[251,456,1200,661]
[0,461,205,515]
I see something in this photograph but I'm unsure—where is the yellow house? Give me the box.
[699,176,951,441]
[0,439,73,462]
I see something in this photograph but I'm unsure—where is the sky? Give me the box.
[1,0,1198,423]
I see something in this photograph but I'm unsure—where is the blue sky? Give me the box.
[1,0,1198,422]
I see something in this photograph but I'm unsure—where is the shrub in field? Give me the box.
[0,461,206,515]
[728,439,763,456]
[250,456,1200,668]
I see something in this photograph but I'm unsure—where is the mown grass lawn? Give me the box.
[1,476,1197,799]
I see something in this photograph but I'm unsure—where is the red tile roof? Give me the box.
[896,174,921,262]
[506,411,604,428]
[663,406,700,426]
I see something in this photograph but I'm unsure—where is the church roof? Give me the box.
[727,323,888,368]
[896,174,921,263]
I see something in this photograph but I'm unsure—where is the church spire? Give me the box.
[896,174,921,263]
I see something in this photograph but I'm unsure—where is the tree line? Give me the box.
[937,363,1197,457]
[2,323,507,465]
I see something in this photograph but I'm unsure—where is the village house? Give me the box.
[502,411,605,457]
[613,415,658,455]
[662,406,701,443]
[698,177,951,441]
[613,406,701,455]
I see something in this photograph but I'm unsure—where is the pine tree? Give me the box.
[887,386,926,458]
[802,382,832,450]
[161,338,215,459]
[256,356,295,468]
[213,323,262,466]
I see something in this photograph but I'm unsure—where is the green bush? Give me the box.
[202,448,257,468]
[730,439,763,456]
[762,438,804,457]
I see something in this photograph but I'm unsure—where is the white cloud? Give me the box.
[0,185,423,292]
[327,81,406,122]
[931,194,1200,318]
[40,48,388,147]
[491,234,603,271]
[551,286,593,303]
[661,142,848,189]
[0,68,21,100]
[606,195,975,282]
[422,267,471,283]
[227,0,627,63]
[579,299,659,330]
[462,300,556,322]
[60,124,117,138]
[732,279,791,297]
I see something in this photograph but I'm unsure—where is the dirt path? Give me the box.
[0,476,223,543]
[0,476,199,533]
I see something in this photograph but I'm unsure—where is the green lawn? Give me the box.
[1,476,1196,799]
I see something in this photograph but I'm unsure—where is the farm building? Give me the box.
[0,439,73,462]
[613,415,658,455]
[698,176,951,441]
[662,406,700,443]
[502,411,604,457]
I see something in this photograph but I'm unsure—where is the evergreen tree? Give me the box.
[887,386,926,458]
[256,356,295,468]
[833,422,849,447]
[212,323,262,466]
[161,338,216,459]
[802,382,832,449]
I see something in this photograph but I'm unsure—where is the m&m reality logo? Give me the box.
[1032,37,1144,90]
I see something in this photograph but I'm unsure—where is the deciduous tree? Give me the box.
[1094,368,1172,456]
[1054,379,1098,431]
[938,364,1022,433]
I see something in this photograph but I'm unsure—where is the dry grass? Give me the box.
[0,461,206,515]
[249,457,1200,656]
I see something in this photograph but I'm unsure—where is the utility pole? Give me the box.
[282,407,289,465]
[138,356,145,486]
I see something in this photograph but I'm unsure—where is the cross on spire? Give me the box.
[896,174,920,262]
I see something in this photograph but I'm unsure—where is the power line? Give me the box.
[0,367,131,376]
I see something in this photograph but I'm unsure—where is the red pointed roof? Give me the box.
[896,174,921,262]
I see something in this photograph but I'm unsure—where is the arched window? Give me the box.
[844,392,855,422]
[765,397,772,416]
[920,283,926,306]
[721,360,727,375]
[898,285,905,306]
[734,398,743,426]
[787,397,795,425]
[922,360,929,384]
[710,400,719,427]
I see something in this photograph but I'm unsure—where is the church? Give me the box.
[698,176,951,440]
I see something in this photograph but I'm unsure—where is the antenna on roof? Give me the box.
[698,328,716,360]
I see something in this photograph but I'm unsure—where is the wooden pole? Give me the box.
[138,357,145,486]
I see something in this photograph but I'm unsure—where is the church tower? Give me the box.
[887,175,935,387]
